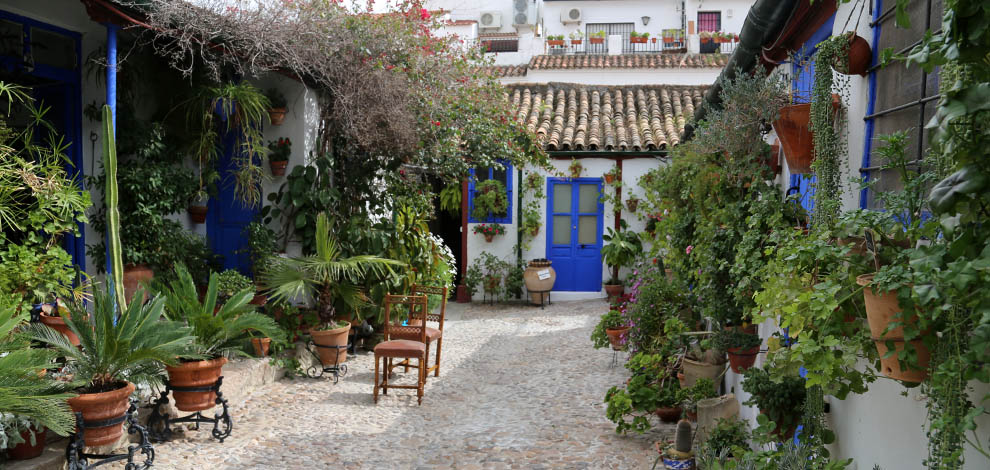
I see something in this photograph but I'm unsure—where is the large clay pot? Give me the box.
[773,103,813,174]
[837,236,868,256]
[605,326,629,351]
[311,323,351,366]
[524,260,556,305]
[67,381,135,448]
[727,346,759,373]
[856,274,930,382]
[251,337,272,357]
[165,358,227,412]
[268,107,287,125]
[604,284,624,300]
[833,34,872,76]
[39,313,80,347]
[123,264,154,305]
[7,426,46,460]
[682,358,724,391]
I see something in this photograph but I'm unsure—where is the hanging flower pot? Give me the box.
[856,274,931,382]
[727,345,759,373]
[187,205,208,224]
[772,103,813,173]
[604,173,616,184]
[625,197,640,212]
[268,107,287,125]
[270,159,288,176]
[832,33,872,76]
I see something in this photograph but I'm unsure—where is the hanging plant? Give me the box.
[471,180,508,221]
[568,158,583,178]
[473,223,506,242]
[439,181,462,216]
[809,37,851,231]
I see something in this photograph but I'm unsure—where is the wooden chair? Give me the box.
[373,294,429,405]
[392,285,448,378]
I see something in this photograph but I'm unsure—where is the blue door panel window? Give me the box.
[546,178,603,291]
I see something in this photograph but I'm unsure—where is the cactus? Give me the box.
[675,419,693,455]
[102,105,126,311]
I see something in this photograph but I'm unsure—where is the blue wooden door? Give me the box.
[207,131,256,275]
[547,178,603,291]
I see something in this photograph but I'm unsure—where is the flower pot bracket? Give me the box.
[67,400,154,470]
[305,340,349,384]
[146,377,233,444]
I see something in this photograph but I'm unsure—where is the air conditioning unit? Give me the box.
[512,0,534,26]
[480,11,502,29]
[560,8,582,24]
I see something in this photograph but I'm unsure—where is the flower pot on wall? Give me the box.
[8,426,47,460]
[772,103,813,174]
[270,159,288,176]
[484,234,495,243]
[856,274,931,382]
[832,34,872,76]
[268,107,287,125]
[604,173,616,184]
[523,260,556,305]
[67,381,135,447]
[165,358,227,412]
[188,205,208,224]
[625,198,640,212]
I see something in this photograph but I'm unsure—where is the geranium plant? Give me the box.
[473,223,506,240]
[267,137,291,163]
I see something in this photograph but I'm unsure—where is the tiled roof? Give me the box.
[482,65,529,78]
[528,53,729,70]
[478,32,520,39]
[508,83,706,151]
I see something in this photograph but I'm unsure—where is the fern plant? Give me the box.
[439,181,461,216]
[160,265,284,359]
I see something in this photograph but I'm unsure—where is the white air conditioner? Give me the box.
[480,11,502,29]
[512,0,534,26]
[560,7,582,24]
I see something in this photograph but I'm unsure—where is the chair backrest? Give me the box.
[383,294,429,343]
[411,284,448,331]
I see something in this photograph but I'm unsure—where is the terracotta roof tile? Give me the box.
[482,65,528,78]
[508,83,707,151]
[527,53,728,70]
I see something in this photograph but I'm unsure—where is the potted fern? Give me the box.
[262,213,401,367]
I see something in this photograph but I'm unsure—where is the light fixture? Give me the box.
[641,16,650,26]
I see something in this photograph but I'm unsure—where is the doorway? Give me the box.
[546,178,603,291]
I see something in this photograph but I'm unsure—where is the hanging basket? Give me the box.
[772,103,813,174]
[856,274,931,382]
[832,34,872,76]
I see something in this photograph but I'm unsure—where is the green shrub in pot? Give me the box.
[741,367,806,438]
[216,269,254,303]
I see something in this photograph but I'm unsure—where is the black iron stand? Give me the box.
[146,377,232,443]
[305,341,348,384]
[66,401,154,470]
[529,290,552,310]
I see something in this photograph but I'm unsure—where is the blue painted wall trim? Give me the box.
[860,0,883,209]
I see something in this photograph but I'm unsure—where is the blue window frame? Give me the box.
[467,161,513,224]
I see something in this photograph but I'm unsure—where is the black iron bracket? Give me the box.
[146,377,233,443]
[66,400,154,470]
[305,340,348,384]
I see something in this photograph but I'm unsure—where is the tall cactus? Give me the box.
[102,105,126,311]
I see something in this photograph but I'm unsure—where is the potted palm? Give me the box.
[601,221,643,299]
[262,213,401,367]
[158,265,284,412]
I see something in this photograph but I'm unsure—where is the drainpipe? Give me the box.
[516,167,523,273]
[683,0,801,141]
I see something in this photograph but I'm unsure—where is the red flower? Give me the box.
[433,121,442,126]
[420,8,430,20]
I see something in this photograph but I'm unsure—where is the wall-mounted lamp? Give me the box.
[641,16,650,26]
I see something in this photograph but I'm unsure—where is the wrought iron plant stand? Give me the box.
[146,376,233,443]
[66,401,154,470]
[305,340,348,383]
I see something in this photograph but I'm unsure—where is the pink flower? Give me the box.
[685,245,694,255]
[420,8,431,20]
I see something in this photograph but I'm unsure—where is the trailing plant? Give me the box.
[519,171,545,248]
[591,309,627,349]
[568,158,583,177]
[601,220,643,285]
[741,367,806,436]
[471,179,508,221]
[160,265,284,358]
[438,180,461,216]
[809,35,851,231]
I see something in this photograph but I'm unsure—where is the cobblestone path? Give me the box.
[153,301,667,469]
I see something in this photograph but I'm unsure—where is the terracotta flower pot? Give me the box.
[484,234,495,242]
[165,358,227,412]
[630,37,647,44]
[590,37,605,44]
[677,372,687,388]
[268,107,287,125]
[187,205,208,224]
[625,198,639,212]
[530,226,540,237]
[727,345,759,373]
[603,284,624,300]
[311,323,351,366]
[8,426,47,460]
[603,174,616,184]
[664,37,674,44]
[856,274,931,382]
[67,381,135,448]
[547,40,565,46]
[833,34,872,76]
[123,264,154,305]
[701,37,711,44]
[251,337,272,357]
[249,293,268,306]
[605,326,629,351]
[270,160,288,176]
[571,39,582,45]
[773,103,813,174]
[39,313,80,347]
[655,406,682,423]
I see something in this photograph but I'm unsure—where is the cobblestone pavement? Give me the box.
[151,300,670,469]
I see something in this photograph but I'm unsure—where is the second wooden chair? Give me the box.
[373,294,429,405]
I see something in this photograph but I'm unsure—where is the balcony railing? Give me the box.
[545,36,687,55]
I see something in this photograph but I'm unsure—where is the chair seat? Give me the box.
[374,340,426,358]
[391,327,442,342]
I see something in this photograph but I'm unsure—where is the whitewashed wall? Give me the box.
[744,3,990,469]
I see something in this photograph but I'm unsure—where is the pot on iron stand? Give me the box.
[523,259,556,306]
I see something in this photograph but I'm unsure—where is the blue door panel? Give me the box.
[546,178,603,292]
[208,131,257,275]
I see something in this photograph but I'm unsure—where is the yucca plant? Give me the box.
[0,297,77,437]
[262,212,403,327]
[159,264,284,358]
[24,284,196,393]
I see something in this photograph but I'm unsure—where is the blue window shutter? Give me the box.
[467,161,513,223]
